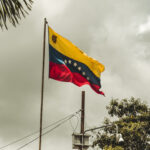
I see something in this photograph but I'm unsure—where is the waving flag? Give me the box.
[48,27,105,95]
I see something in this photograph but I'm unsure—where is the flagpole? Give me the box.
[39,18,47,150]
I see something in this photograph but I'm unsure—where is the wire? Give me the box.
[0,110,81,150]
[0,114,72,150]
[69,114,79,133]
[16,113,78,150]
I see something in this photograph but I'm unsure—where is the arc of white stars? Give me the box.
[64,59,90,81]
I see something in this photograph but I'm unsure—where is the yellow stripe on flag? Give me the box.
[48,27,105,78]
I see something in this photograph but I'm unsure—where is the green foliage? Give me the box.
[104,146,124,150]
[93,97,150,150]
[106,97,148,118]
[0,0,33,29]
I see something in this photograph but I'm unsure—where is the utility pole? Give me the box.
[72,91,90,150]
[80,91,85,150]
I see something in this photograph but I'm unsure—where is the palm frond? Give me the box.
[0,0,33,29]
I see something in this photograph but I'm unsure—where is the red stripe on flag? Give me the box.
[49,62,104,95]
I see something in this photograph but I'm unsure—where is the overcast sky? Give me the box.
[0,0,150,150]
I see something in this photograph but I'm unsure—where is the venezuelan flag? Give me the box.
[48,27,105,95]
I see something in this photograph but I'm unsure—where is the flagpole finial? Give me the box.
[44,18,48,24]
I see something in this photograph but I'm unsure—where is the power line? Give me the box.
[69,114,79,132]
[0,115,71,149]
[0,110,81,150]
[16,113,78,150]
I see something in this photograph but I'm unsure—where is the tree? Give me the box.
[0,0,33,29]
[92,97,150,150]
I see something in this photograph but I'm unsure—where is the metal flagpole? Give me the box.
[39,18,47,150]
